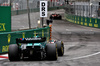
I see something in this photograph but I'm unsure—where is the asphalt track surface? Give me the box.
[1,9,100,66]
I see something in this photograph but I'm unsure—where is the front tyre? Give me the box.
[8,44,20,61]
[46,43,58,60]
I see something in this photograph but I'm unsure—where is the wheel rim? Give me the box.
[61,46,64,54]
[56,48,58,59]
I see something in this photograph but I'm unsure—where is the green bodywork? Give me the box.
[20,36,47,49]
[26,42,46,49]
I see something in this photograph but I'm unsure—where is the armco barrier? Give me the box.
[0,26,50,53]
[66,14,100,28]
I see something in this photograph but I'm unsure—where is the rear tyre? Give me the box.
[56,41,64,56]
[8,44,20,61]
[46,43,58,60]
[59,16,62,20]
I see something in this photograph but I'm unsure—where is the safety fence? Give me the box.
[65,4,100,18]
[0,26,50,53]
[64,3,100,28]
[0,0,65,16]
[12,6,64,16]
[66,14,100,28]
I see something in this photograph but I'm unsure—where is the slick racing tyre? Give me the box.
[56,41,64,56]
[59,16,62,20]
[46,43,58,60]
[8,44,20,61]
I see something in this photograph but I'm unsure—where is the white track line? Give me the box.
[67,52,100,60]
[66,29,69,31]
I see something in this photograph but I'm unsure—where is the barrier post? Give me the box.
[49,25,52,40]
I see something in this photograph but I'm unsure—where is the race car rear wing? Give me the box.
[16,37,46,44]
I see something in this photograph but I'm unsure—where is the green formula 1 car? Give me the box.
[8,36,64,61]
